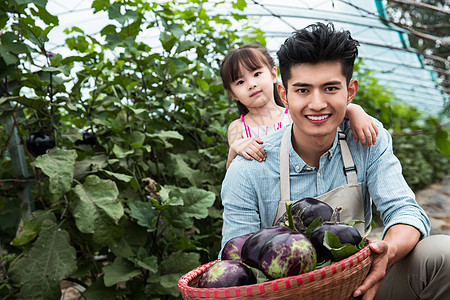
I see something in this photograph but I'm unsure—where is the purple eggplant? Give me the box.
[275,198,333,232]
[221,233,253,261]
[197,260,256,288]
[241,226,293,268]
[310,223,362,263]
[258,231,316,280]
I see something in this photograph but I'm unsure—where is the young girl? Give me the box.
[220,44,378,169]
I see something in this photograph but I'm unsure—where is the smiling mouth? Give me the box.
[251,91,261,97]
[306,114,331,121]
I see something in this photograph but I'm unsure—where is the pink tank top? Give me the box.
[241,108,290,138]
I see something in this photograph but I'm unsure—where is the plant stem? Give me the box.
[285,202,297,231]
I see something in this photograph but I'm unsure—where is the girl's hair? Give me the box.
[220,44,284,116]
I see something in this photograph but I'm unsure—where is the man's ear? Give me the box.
[347,79,358,105]
[278,84,288,107]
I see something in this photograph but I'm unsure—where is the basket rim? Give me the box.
[178,243,372,297]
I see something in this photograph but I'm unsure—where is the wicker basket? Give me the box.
[178,244,372,300]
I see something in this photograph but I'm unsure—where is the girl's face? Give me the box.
[228,64,277,110]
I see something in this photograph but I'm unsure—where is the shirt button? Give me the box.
[295,165,300,170]
[306,167,312,171]
[317,172,321,178]
[329,153,333,158]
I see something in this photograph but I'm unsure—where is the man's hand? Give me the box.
[353,240,389,299]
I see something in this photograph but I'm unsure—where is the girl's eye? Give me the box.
[236,80,244,86]
[254,72,261,77]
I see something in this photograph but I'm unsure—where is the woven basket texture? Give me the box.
[178,244,372,300]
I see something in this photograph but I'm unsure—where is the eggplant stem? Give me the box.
[285,202,298,231]
[331,206,343,223]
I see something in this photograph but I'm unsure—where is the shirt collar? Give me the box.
[287,125,341,171]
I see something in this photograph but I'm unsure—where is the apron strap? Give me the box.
[280,126,291,204]
[338,129,358,184]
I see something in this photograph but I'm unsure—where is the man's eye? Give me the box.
[326,87,338,91]
[297,88,308,93]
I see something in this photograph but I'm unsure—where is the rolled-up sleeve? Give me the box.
[366,125,430,238]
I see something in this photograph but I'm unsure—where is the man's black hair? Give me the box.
[277,22,359,88]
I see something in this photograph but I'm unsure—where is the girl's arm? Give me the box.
[226,119,266,169]
[346,103,378,147]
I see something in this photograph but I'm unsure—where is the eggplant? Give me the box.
[198,260,256,288]
[275,197,333,232]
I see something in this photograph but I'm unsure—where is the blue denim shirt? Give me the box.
[220,119,430,252]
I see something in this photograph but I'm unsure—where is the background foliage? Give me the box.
[385,0,449,107]
[0,0,448,299]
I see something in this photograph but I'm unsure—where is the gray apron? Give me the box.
[273,127,365,235]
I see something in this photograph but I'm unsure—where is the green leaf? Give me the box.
[9,219,77,300]
[359,220,376,248]
[435,127,450,157]
[103,257,141,287]
[0,96,48,110]
[82,277,123,300]
[149,274,181,297]
[32,148,77,202]
[147,130,183,148]
[130,131,145,144]
[0,198,21,231]
[112,144,134,158]
[71,175,124,245]
[168,23,184,39]
[148,251,200,297]
[250,266,270,283]
[285,201,297,231]
[0,47,18,65]
[15,0,35,5]
[232,0,247,10]
[176,40,201,53]
[110,222,148,258]
[196,78,209,91]
[31,5,58,26]
[323,231,360,261]
[134,255,158,273]
[166,153,203,186]
[102,170,133,182]
[11,210,56,246]
[165,187,215,228]
[128,201,158,231]
[130,248,158,273]
[305,217,324,238]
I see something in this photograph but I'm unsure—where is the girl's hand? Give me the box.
[347,104,378,147]
[231,138,266,162]
[351,121,378,148]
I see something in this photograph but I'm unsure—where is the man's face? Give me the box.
[278,61,358,143]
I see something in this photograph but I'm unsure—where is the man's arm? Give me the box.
[353,224,420,299]
[220,159,262,256]
[363,122,430,237]
[348,121,427,299]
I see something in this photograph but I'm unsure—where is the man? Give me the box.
[221,22,449,299]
